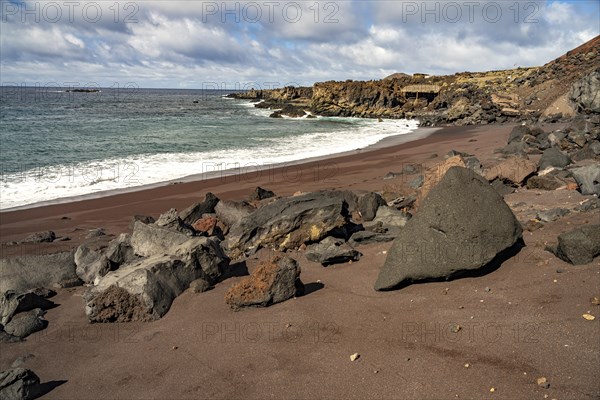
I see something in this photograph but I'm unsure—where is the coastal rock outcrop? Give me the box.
[225,256,304,309]
[375,166,523,291]
[84,237,229,322]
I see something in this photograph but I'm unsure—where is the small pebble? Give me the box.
[464,363,470,368]
[350,353,359,362]
[484,287,491,293]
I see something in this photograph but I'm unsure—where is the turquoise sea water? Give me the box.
[0,87,418,209]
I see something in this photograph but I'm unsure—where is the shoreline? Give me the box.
[0,124,480,245]
[0,125,435,213]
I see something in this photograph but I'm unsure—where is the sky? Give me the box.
[1,0,599,89]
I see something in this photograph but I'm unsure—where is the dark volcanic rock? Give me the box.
[569,69,600,114]
[129,215,155,229]
[225,256,304,309]
[555,225,600,265]
[0,368,43,400]
[305,237,362,266]
[155,208,195,235]
[215,200,255,228]
[538,147,571,170]
[536,208,570,222]
[85,237,229,322]
[571,164,600,196]
[179,192,220,225]
[491,179,516,197]
[21,231,55,244]
[0,291,55,326]
[105,233,137,266]
[375,167,522,291]
[74,245,112,284]
[249,187,275,202]
[526,175,564,190]
[356,192,386,221]
[225,191,348,258]
[130,220,192,258]
[3,309,47,338]
[0,252,77,293]
[508,125,532,143]
[348,231,396,246]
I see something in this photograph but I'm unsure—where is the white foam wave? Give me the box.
[0,118,419,210]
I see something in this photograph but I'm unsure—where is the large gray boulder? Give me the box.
[225,256,304,309]
[569,69,600,114]
[105,233,137,266]
[375,167,522,291]
[226,191,348,258]
[130,220,193,258]
[555,225,600,265]
[305,237,362,266]
[0,368,43,400]
[571,164,600,196]
[0,252,77,293]
[155,208,195,235]
[84,237,228,322]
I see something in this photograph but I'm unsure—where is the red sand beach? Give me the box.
[0,124,599,399]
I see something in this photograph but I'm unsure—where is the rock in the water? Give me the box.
[4,309,47,338]
[0,252,77,293]
[485,157,537,186]
[130,220,193,258]
[225,256,304,309]
[74,245,112,284]
[538,147,571,170]
[416,155,466,208]
[178,192,220,225]
[215,200,255,228]
[21,231,55,244]
[555,225,600,265]
[356,192,386,221]
[0,291,54,326]
[571,164,600,196]
[249,187,275,202]
[85,237,228,322]
[375,167,523,291]
[526,175,564,190]
[0,368,42,400]
[226,191,348,257]
[305,237,362,266]
[569,69,600,114]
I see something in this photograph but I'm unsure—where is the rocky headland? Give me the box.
[230,35,599,126]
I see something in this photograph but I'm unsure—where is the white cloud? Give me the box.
[1,0,598,86]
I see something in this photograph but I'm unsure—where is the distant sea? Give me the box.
[0,87,418,210]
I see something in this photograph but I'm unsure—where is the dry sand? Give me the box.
[1,124,599,399]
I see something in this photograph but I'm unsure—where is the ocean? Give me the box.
[0,87,418,210]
